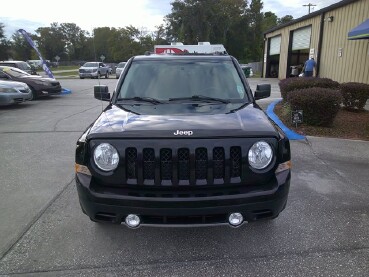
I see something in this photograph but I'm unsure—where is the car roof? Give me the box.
[0,80,27,86]
[0,61,27,64]
[132,54,232,62]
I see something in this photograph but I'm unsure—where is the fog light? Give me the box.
[229,213,243,226]
[125,214,140,228]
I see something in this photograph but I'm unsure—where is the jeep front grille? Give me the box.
[123,146,242,186]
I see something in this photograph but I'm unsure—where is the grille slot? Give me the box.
[178,148,190,181]
[230,146,242,178]
[122,146,243,186]
[195,148,208,183]
[143,148,155,180]
[160,148,172,181]
[126,148,137,179]
[213,147,225,179]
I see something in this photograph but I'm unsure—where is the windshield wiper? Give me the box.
[116,96,163,104]
[169,95,230,104]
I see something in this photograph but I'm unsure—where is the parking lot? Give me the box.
[0,78,368,276]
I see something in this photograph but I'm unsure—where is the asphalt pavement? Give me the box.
[0,78,368,276]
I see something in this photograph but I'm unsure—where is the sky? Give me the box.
[1,0,342,39]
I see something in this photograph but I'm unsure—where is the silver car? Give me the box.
[115,62,127,79]
[0,80,32,106]
[79,62,110,79]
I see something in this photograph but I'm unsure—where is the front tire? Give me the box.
[29,87,37,101]
[105,72,109,78]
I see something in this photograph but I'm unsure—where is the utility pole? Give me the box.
[303,3,317,14]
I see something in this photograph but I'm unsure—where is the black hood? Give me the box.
[87,103,279,139]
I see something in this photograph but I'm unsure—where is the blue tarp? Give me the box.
[61,88,72,94]
[348,19,369,40]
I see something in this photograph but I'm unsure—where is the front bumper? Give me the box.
[34,84,62,95]
[0,92,32,105]
[76,170,291,227]
[79,72,98,78]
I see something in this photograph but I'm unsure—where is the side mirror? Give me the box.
[94,85,110,101]
[254,84,271,100]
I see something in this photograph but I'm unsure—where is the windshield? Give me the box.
[83,62,98,67]
[117,62,126,68]
[2,67,30,77]
[117,59,247,102]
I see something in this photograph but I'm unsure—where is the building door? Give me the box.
[287,26,312,77]
[266,35,281,78]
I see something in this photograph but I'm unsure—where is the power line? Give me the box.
[303,3,317,14]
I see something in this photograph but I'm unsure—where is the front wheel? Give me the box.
[105,72,109,78]
[29,87,37,101]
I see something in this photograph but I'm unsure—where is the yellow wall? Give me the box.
[264,0,369,84]
[320,0,369,83]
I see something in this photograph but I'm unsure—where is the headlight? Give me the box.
[0,87,18,93]
[248,141,273,169]
[93,143,119,171]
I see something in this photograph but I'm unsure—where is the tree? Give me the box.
[278,15,294,25]
[108,26,153,61]
[165,0,247,55]
[246,0,264,61]
[108,27,140,61]
[263,11,278,32]
[34,23,66,61]
[153,24,168,45]
[92,27,113,61]
[9,31,33,61]
[0,23,10,60]
[59,23,89,61]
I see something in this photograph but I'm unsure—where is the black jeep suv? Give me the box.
[75,53,291,228]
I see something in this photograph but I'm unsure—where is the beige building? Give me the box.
[263,0,369,84]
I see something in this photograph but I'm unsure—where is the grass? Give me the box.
[36,65,79,77]
[36,65,79,73]
[274,101,369,141]
[52,70,78,77]
[52,65,80,71]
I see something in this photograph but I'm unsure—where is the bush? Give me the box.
[279,77,340,101]
[340,82,369,110]
[287,87,343,127]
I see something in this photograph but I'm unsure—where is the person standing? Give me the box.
[304,56,316,77]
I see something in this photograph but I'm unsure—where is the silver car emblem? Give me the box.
[173,130,193,136]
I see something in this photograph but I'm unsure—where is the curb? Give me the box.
[266,99,306,140]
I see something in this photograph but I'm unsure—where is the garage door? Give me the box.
[269,35,281,55]
[292,26,312,50]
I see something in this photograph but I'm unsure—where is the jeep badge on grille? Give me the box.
[173,130,193,136]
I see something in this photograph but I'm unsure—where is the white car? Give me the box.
[115,62,127,79]
[0,80,32,106]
